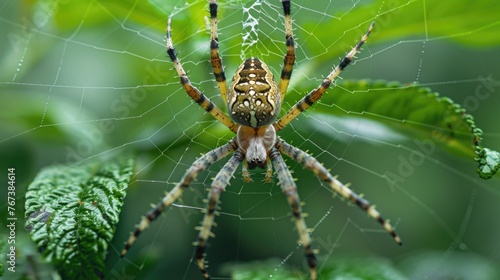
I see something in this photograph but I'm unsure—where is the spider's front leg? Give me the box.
[276,138,402,245]
[270,147,317,280]
[120,140,237,258]
[195,150,244,279]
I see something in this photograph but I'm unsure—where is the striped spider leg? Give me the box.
[274,21,375,132]
[120,140,237,257]
[276,138,402,245]
[208,0,229,103]
[269,146,317,278]
[278,0,296,100]
[194,150,244,278]
[165,16,239,133]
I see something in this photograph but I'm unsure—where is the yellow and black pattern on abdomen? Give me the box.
[228,57,281,128]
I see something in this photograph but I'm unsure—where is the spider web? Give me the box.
[1,0,500,279]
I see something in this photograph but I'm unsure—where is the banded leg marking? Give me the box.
[166,16,238,133]
[278,0,295,100]
[121,140,237,258]
[269,147,317,280]
[208,0,229,103]
[274,22,375,131]
[275,138,402,245]
[195,150,244,279]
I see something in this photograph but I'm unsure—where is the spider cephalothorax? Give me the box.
[121,1,401,279]
[237,124,276,169]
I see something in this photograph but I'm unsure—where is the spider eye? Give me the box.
[247,158,266,170]
[228,57,280,128]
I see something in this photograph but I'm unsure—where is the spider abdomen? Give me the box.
[228,57,280,127]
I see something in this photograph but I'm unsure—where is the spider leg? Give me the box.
[120,140,237,257]
[166,17,239,133]
[278,0,295,100]
[275,138,402,245]
[269,147,317,280]
[208,0,229,104]
[274,22,375,131]
[195,150,244,279]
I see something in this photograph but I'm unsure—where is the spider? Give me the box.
[121,1,402,279]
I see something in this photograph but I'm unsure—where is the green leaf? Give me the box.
[222,258,406,280]
[475,147,500,179]
[321,258,406,280]
[299,80,500,179]
[25,157,134,280]
[222,259,303,280]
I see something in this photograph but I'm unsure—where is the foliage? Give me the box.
[226,258,407,279]
[24,157,134,279]
[305,80,500,179]
[225,253,500,280]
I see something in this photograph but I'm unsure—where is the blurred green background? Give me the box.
[1,0,500,279]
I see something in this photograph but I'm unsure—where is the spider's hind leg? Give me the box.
[166,15,238,133]
[208,0,229,103]
[274,22,375,132]
[278,0,296,100]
